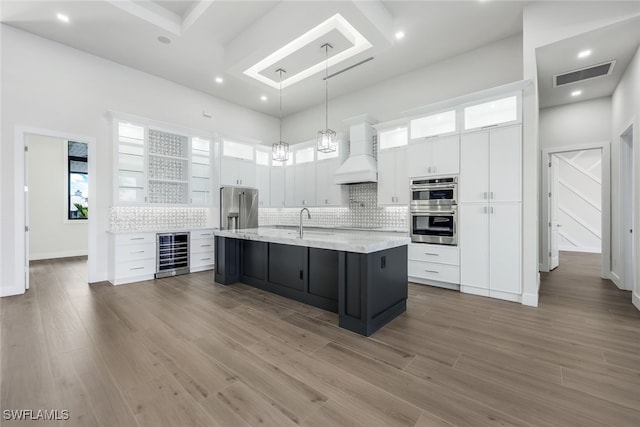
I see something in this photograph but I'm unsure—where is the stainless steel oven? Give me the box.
[410,206,457,245]
[410,176,458,208]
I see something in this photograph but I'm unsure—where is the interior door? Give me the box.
[25,141,30,290]
[550,155,560,270]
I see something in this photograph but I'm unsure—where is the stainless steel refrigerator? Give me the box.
[220,186,259,230]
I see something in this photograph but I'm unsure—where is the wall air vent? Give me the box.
[553,61,616,87]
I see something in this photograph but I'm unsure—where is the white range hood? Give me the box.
[334,115,378,185]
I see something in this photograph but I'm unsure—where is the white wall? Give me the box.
[27,134,88,260]
[283,35,523,142]
[611,44,640,307]
[523,1,640,305]
[539,97,612,150]
[1,25,279,296]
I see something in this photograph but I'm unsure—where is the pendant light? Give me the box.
[317,43,337,153]
[272,68,290,162]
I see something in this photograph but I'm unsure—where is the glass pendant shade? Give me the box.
[317,129,337,153]
[272,141,289,162]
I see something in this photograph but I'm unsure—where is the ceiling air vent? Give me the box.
[553,61,616,87]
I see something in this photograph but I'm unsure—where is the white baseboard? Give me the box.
[633,291,640,312]
[30,249,88,261]
[521,292,539,307]
[609,271,622,289]
[1,284,25,298]
[558,246,601,254]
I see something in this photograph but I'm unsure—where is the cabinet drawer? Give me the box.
[190,240,214,255]
[115,242,156,262]
[408,260,459,284]
[115,258,156,279]
[114,233,156,246]
[408,243,459,265]
[190,251,214,268]
[191,229,215,240]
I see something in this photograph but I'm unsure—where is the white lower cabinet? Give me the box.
[190,228,215,272]
[408,243,460,289]
[110,232,156,285]
[460,202,521,301]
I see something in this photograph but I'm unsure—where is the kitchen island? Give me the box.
[214,228,410,336]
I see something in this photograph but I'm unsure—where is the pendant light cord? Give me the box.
[277,68,285,142]
[324,44,329,130]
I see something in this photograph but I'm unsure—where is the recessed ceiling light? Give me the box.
[157,36,171,45]
[571,90,582,97]
[260,95,268,101]
[215,76,224,84]
[395,31,405,40]
[56,13,70,23]
[578,49,592,59]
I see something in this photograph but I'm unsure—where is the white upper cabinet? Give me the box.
[489,126,522,202]
[220,139,256,187]
[410,110,456,139]
[463,95,519,131]
[377,146,409,206]
[459,131,489,203]
[255,148,271,207]
[316,158,347,206]
[407,135,459,178]
[270,166,285,207]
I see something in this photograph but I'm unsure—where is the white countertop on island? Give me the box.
[214,227,410,254]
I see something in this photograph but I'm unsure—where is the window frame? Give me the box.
[67,141,89,221]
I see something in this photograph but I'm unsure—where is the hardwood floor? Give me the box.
[2,252,639,426]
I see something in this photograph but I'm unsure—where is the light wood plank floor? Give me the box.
[2,252,639,426]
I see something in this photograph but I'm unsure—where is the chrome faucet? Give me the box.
[299,208,311,238]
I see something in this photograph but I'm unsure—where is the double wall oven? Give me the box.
[410,177,458,245]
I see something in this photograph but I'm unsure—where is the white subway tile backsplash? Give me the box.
[259,182,408,231]
[109,206,208,232]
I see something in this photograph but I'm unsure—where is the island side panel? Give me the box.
[338,245,408,336]
[214,236,240,285]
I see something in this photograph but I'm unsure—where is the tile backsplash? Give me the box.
[259,183,409,231]
[109,206,208,232]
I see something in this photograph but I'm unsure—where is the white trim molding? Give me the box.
[521,292,539,307]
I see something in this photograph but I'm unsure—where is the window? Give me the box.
[68,141,88,220]
[295,147,315,164]
[222,139,254,161]
[410,110,456,139]
[464,96,518,130]
[256,150,270,166]
[379,127,408,150]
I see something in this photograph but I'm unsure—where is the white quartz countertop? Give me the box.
[107,227,218,235]
[214,228,410,254]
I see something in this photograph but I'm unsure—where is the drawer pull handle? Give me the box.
[424,270,440,274]
[201,244,212,247]
[130,237,145,241]
[200,257,211,261]
[200,233,212,237]
[424,253,439,256]
[130,266,145,271]
[130,250,145,254]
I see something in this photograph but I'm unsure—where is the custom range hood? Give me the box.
[334,114,378,184]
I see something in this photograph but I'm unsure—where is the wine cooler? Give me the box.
[156,232,190,278]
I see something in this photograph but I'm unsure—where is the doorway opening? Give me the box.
[16,127,97,292]
[541,142,610,278]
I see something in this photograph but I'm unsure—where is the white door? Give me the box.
[489,125,522,203]
[431,135,460,176]
[460,131,489,203]
[394,148,410,205]
[377,149,397,205]
[407,141,431,178]
[550,155,560,270]
[270,167,285,207]
[256,165,270,207]
[489,203,522,294]
[460,203,490,291]
[220,157,239,186]
[284,166,295,207]
[621,129,634,290]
